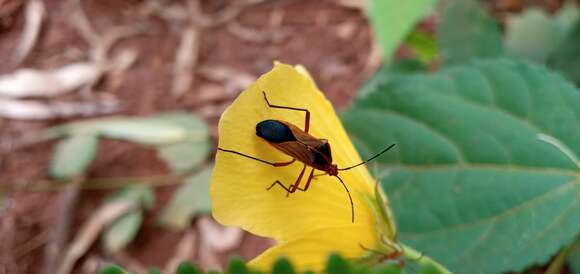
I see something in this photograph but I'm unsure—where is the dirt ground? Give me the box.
[0,0,572,274]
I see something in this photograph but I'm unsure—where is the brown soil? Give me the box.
[0,1,372,273]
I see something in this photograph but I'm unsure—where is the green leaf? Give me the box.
[99,265,125,274]
[158,166,212,230]
[505,5,579,64]
[417,265,444,274]
[158,141,210,173]
[75,118,188,145]
[548,20,580,84]
[107,185,155,208]
[102,210,142,253]
[272,257,294,274]
[343,58,580,274]
[49,134,98,180]
[371,264,401,274]
[102,186,154,253]
[325,254,349,274]
[156,113,211,173]
[405,30,438,65]
[155,112,209,132]
[48,112,209,146]
[569,237,580,273]
[437,0,502,65]
[227,257,249,274]
[148,267,163,274]
[176,262,200,274]
[368,0,437,62]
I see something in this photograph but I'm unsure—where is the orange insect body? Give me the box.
[256,119,338,176]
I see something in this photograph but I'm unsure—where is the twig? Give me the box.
[187,0,269,28]
[56,200,136,274]
[226,21,289,44]
[171,26,200,97]
[41,180,82,274]
[70,0,99,47]
[69,0,146,79]
[164,230,196,274]
[332,0,367,11]
[197,65,254,94]
[96,24,148,66]
[198,235,221,271]
[13,0,45,64]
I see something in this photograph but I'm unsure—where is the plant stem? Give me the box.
[545,247,570,274]
[401,244,453,274]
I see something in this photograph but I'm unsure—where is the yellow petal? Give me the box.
[210,63,378,241]
[248,225,378,273]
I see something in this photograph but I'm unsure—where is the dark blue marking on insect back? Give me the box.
[313,142,332,166]
[256,120,296,143]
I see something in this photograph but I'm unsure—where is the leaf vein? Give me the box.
[401,182,575,236]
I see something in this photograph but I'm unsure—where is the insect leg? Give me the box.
[287,164,309,196]
[218,148,295,167]
[291,168,315,191]
[262,91,311,132]
[266,181,292,192]
[267,164,306,196]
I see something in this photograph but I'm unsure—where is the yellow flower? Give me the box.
[210,63,398,272]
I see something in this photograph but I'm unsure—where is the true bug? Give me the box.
[218,91,395,223]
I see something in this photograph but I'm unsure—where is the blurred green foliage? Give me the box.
[548,19,580,84]
[505,4,579,64]
[367,0,437,62]
[98,254,449,274]
[437,0,503,64]
[45,112,213,252]
[343,58,580,273]
[568,238,580,273]
[158,165,213,230]
[102,186,154,253]
[360,0,580,273]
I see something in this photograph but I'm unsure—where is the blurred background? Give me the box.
[0,0,579,274]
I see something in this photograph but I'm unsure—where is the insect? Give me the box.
[218,91,395,223]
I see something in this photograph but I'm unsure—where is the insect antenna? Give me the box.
[217,148,276,166]
[334,175,354,223]
[338,144,396,171]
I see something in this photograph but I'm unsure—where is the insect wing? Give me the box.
[270,141,315,165]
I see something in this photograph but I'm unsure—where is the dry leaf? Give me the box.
[57,200,136,274]
[164,230,196,274]
[198,216,243,252]
[0,97,118,120]
[0,63,102,98]
[171,27,200,97]
[198,65,254,94]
